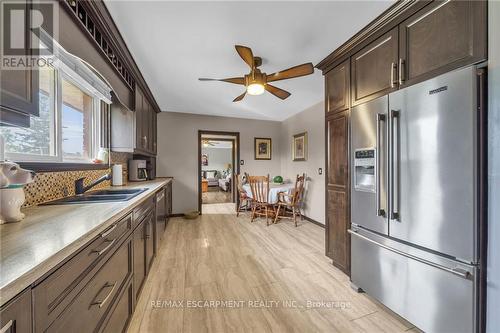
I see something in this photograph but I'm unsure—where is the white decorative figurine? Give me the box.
[0,161,35,223]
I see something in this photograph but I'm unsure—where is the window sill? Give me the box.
[18,162,110,173]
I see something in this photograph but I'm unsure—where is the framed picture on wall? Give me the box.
[202,153,208,166]
[292,132,307,161]
[254,137,272,160]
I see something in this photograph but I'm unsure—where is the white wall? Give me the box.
[156,112,282,214]
[279,102,325,224]
[201,147,232,172]
[487,1,500,332]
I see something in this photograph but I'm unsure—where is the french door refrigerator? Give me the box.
[349,66,480,333]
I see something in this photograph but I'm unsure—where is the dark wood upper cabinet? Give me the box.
[351,27,399,106]
[134,87,157,155]
[135,88,144,150]
[325,111,350,274]
[399,0,487,87]
[0,2,39,125]
[325,60,350,114]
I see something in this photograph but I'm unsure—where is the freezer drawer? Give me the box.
[350,228,477,333]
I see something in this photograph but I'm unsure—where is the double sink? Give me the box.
[42,188,147,205]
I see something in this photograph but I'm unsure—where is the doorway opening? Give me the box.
[198,130,240,214]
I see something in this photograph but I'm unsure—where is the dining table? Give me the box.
[242,182,295,204]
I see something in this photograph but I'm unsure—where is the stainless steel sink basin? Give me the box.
[42,188,147,205]
[87,189,146,196]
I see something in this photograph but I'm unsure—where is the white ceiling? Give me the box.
[105,0,393,121]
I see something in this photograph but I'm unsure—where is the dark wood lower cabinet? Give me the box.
[145,212,155,274]
[133,220,147,301]
[45,236,133,332]
[0,289,31,333]
[101,279,134,333]
[325,111,350,275]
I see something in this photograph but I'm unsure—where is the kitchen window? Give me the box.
[1,65,104,164]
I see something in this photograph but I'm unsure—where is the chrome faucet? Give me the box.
[75,173,112,195]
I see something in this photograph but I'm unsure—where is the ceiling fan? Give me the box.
[199,45,314,102]
[202,139,217,147]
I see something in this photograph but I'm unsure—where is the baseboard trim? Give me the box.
[169,213,185,218]
[303,215,325,228]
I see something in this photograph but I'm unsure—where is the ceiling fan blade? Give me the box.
[235,45,254,69]
[199,77,245,85]
[265,84,291,100]
[266,63,314,83]
[233,91,246,102]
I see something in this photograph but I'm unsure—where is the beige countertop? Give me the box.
[0,178,172,306]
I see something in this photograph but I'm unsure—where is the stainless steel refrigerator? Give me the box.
[349,66,481,333]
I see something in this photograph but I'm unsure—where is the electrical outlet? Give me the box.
[318,168,323,175]
[240,160,244,165]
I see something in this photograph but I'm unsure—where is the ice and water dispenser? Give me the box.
[354,148,375,192]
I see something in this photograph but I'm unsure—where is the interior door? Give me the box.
[388,66,477,262]
[351,95,388,235]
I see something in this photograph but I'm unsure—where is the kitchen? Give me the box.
[0,1,499,333]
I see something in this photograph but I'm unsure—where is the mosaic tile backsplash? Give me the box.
[20,152,132,207]
[22,169,112,207]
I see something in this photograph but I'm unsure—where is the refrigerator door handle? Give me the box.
[390,109,400,220]
[348,229,472,280]
[376,113,386,217]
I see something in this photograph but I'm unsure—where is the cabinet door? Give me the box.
[145,212,155,274]
[0,289,31,333]
[351,27,398,106]
[166,182,172,223]
[325,111,350,274]
[325,60,350,114]
[141,99,150,151]
[152,110,157,154]
[0,2,39,121]
[134,88,144,150]
[101,280,133,333]
[399,0,487,87]
[133,222,146,301]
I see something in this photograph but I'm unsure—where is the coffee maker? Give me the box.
[128,159,148,181]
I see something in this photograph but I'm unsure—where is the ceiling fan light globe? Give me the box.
[247,83,265,96]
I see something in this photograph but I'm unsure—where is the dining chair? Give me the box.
[274,173,306,227]
[236,174,252,217]
[246,174,273,226]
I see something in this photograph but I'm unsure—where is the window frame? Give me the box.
[3,65,107,169]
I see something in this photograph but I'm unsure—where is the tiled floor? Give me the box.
[128,203,421,333]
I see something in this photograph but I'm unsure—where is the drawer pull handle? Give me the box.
[92,239,116,256]
[0,320,13,333]
[90,282,116,308]
[101,224,117,238]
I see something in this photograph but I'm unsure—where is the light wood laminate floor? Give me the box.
[128,203,421,333]
[202,188,232,204]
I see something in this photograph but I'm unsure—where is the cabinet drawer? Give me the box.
[133,197,154,229]
[33,214,132,331]
[0,289,31,333]
[46,237,133,333]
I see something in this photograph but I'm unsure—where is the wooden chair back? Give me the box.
[291,173,306,206]
[247,174,270,204]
